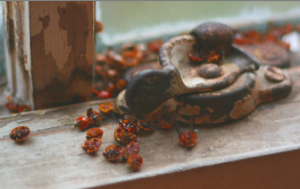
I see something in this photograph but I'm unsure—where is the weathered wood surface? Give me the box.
[2,2,33,107]
[29,1,94,109]
[2,1,94,109]
[0,64,300,188]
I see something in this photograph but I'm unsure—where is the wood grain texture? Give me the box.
[0,66,300,189]
[29,1,94,109]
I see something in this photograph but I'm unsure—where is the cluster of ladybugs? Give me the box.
[5,94,32,113]
[74,102,199,171]
[75,102,144,171]
[9,101,198,172]
[93,39,165,100]
[233,22,296,50]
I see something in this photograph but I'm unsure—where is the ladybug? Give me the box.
[127,154,143,171]
[99,102,114,115]
[82,138,102,153]
[86,128,103,140]
[121,141,140,159]
[103,144,122,161]
[10,126,30,142]
[178,131,198,147]
[74,117,90,131]
[119,119,138,133]
[114,128,136,144]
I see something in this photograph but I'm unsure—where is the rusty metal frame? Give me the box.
[116,22,293,126]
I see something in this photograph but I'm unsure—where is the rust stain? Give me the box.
[9,2,33,107]
[23,53,27,65]
[123,22,292,126]
[206,107,214,113]
[178,104,201,116]
[195,115,211,124]
[230,95,256,119]
[214,114,229,123]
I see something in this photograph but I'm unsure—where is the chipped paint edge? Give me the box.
[24,1,34,109]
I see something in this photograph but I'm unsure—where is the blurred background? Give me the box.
[96,1,300,50]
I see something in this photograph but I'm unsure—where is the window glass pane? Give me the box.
[97,1,300,48]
